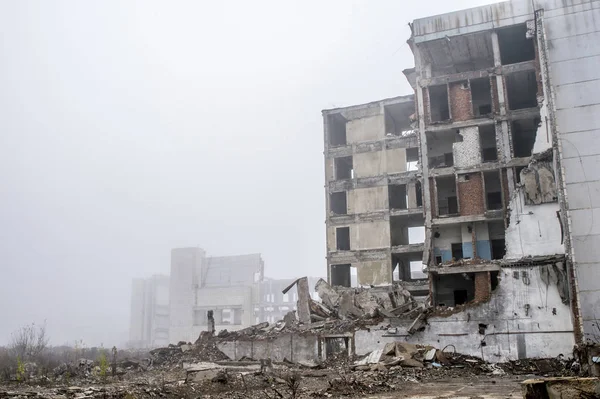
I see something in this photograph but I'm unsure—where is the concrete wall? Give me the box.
[433,225,462,262]
[129,275,170,348]
[169,248,204,344]
[353,151,384,178]
[355,265,575,362]
[357,260,392,286]
[461,222,492,260]
[505,189,563,259]
[542,0,600,341]
[351,221,390,250]
[217,334,319,363]
[348,186,388,214]
[386,148,408,174]
[347,114,385,144]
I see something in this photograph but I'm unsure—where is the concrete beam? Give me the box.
[391,243,426,254]
[426,263,501,275]
[431,212,503,226]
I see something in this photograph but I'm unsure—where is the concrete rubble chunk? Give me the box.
[315,278,340,309]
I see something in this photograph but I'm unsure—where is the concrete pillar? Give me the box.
[407,181,418,209]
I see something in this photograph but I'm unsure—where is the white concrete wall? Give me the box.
[542,0,600,341]
[169,248,205,344]
[351,221,391,250]
[355,265,575,362]
[346,114,385,143]
[354,151,385,178]
[505,189,563,259]
[348,186,388,214]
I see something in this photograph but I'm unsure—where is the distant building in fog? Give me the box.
[128,274,170,348]
[128,247,323,348]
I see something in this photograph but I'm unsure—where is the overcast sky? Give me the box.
[0,0,498,347]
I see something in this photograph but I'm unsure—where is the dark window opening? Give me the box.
[390,214,425,246]
[328,114,347,146]
[484,171,503,210]
[487,192,502,210]
[427,130,461,168]
[334,156,353,180]
[331,264,351,287]
[330,192,347,215]
[479,125,497,162]
[325,337,349,358]
[437,175,458,216]
[454,290,468,305]
[515,166,526,184]
[491,239,506,260]
[497,24,536,65]
[451,243,464,260]
[384,103,413,136]
[336,227,350,251]
[491,271,500,290]
[429,85,450,122]
[389,184,408,210]
[511,118,539,158]
[506,70,538,110]
[435,256,443,265]
[448,197,458,214]
[406,147,419,171]
[416,181,423,207]
[471,78,492,117]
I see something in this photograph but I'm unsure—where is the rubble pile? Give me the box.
[149,339,229,368]
[313,279,423,321]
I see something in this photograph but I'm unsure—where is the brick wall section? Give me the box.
[491,76,500,115]
[474,272,491,303]
[429,177,437,218]
[449,82,473,121]
[457,173,485,216]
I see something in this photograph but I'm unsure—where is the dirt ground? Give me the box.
[365,377,523,398]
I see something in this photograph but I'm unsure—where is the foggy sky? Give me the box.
[0,0,498,347]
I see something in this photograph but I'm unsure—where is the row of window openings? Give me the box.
[429,69,538,124]
[335,225,425,251]
[333,148,419,180]
[434,239,506,264]
[328,103,415,147]
[328,25,535,147]
[331,262,426,288]
[330,183,423,215]
[428,118,538,171]
[264,292,298,303]
[436,172,503,217]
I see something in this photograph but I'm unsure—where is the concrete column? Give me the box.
[407,181,418,209]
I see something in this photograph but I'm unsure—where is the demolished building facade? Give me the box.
[321,0,600,360]
[323,96,428,296]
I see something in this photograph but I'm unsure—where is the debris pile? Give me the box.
[313,279,423,321]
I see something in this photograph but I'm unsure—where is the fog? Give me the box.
[0,0,498,347]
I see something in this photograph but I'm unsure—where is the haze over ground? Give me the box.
[0,0,498,347]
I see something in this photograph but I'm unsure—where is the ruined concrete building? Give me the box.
[322,0,600,358]
[129,248,323,347]
[323,96,428,296]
